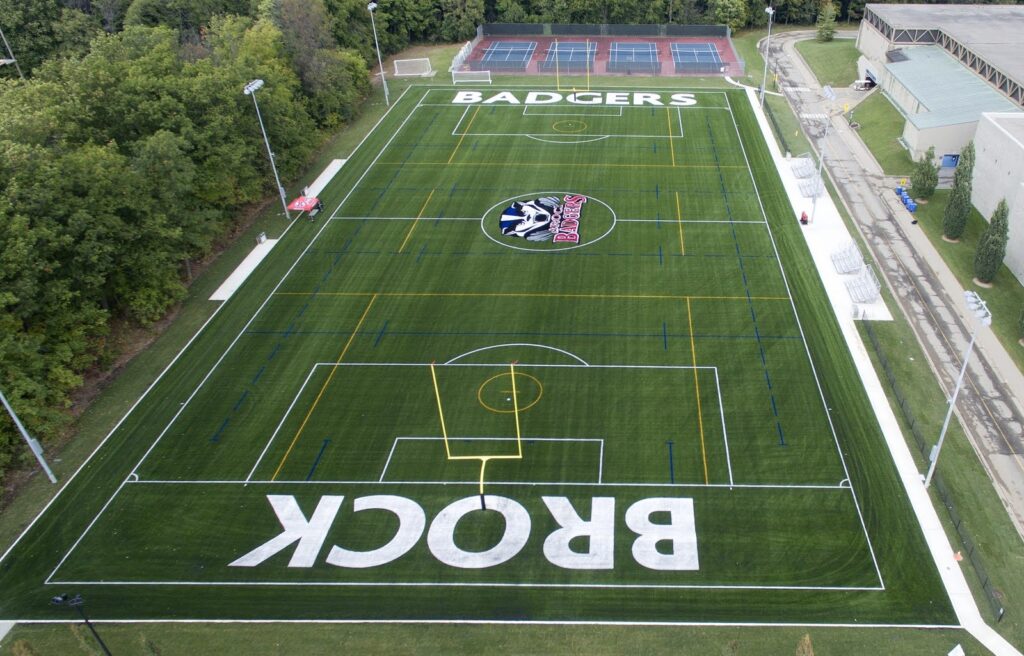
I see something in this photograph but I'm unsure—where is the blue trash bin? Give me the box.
[907,201,917,213]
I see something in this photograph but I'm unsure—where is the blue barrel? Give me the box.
[907,201,917,213]
[896,186,904,195]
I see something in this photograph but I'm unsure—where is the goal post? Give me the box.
[452,69,492,85]
[394,58,433,77]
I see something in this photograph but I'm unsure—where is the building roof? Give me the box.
[884,46,1019,129]
[866,4,1024,90]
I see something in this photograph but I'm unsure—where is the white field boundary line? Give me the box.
[712,367,734,486]
[378,436,604,484]
[45,579,885,592]
[677,106,684,138]
[44,86,419,584]
[449,105,471,137]
[126,480,850,490]
[744,88,1022,656]
[247,361,725,484]
[724,92,885,589]
[7,619,961,629]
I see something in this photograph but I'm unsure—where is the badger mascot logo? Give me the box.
[499,196,562,242]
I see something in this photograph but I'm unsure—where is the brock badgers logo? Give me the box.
[498,194,586,244]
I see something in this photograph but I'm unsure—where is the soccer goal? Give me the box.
[394,58,433,77]
[452,69,492,85]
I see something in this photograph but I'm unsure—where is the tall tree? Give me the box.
[0,0,63,76]
[816,0,837,41]
[973,199,1009,285]
[910,146,938,199]
[709,0,747,31]
[942,141,975,241]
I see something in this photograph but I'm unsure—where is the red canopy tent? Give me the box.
[287,196,323,216]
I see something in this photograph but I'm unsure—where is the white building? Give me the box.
[855,4,1023,163]
[972,113,1024,285]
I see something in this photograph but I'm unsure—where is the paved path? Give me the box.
[768,30,1024,541]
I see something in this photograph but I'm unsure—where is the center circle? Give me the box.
[552,120,587,133]
[481,192,617,252]
[477,372,543,414]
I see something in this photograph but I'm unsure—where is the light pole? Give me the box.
[760,6,775,107]
[923,291,992,488]
[51,594,112,656]
[0,24,24,80]
[243,79,291,221]
[367,2,390,107]
[809,85,837,224]
[1,388,57,483]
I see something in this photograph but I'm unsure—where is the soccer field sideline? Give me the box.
[740,85,1018,655]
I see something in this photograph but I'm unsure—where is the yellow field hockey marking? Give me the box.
[675,191,685,256]
[686,297,709,485]
[276,291,791,302]
[477,371,543,414]
[397,189,435,254]
[448,106,481,164]
[666,107,676,167]
[271,294,378,481]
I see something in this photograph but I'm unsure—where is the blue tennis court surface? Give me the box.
[608,41,662,73]
[480,41,537,70]
[672,42,723,74]
[538,41,597,72]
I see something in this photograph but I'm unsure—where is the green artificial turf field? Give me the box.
[0,86,954,627]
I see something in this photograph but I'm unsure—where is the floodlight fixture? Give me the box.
[243,79,291,220]
[923,291,992,487]
[367,1,390,106]
[760,6,776,106]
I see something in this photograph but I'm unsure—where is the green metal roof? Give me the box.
[884,46,1019,129]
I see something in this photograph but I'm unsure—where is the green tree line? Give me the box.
[0,0,373,485]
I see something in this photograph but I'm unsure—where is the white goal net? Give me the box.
[394,58,433,77]
[452,69,492,84]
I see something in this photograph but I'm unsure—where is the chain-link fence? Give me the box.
[481,24,730,38]
[762,100,790,155]
[863,320,1006,622]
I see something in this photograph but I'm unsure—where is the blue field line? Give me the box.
[449,181,458,197]
[374,320,390,347]
[655,184,659,199]
[666,440,675,483]
[232,390,249,412]
[706,114,786,447]
[351,221,365,238]
[282,321,296,339]
[305,439,332,481]
[662,322,669,350]
[416,243,428,264]
[209,418,230,443]
[653,142,657,155]
[658,245,664,266]
[296,302,310,318]
[656,212,661,228]
[251,364,266,385]
[267,343,282,361]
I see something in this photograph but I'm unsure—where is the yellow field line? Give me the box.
[397,189,435,254]
[510,362,523,456]
[675,191,685,256]
[666,107,676,167]
[270,294,378,481]
[686,297,709,485]
[275,291,790,302]
[448,106,480,164]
